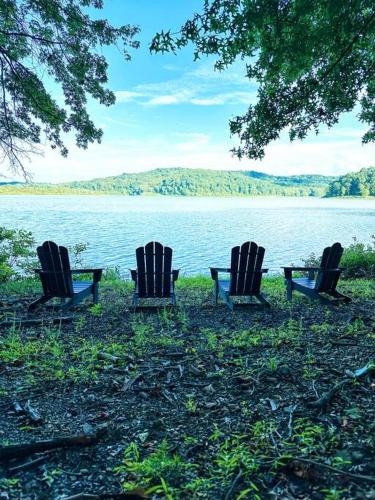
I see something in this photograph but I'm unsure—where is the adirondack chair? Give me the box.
[283,242,351,304]
[28,241,103,310]
[130,241,179,308]
[210,241,270,310]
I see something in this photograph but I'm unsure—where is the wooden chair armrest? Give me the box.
[283,266,342,272]
[34,270,70,275]
[172,270,179,281]
[282,266,321,272]
[71,268,103,273]
[129,269,137,282]
[283,266,320,279]
[209,267,231,280]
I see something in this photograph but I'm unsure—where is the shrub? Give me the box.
[341,236,375,278]
[0,227,91,283]
[303,236,375,279]
[0,227,36,282]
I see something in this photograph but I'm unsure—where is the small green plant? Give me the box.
[201,328,218,350]
[185,397,197,414]
[183,435,198,445]
[292,418,325,453]
[209,424,224,442]
[41,468,62,487]
[311,323,331,334]
[344,318,366,336]
[74,315,86,332]
[0,478,20,489]
[267,357,279,371]
[158,307,174,330]
[88,303,103,316]
[103,266,122,281]
[68,241,88,267]
[131,316,154,350]
[321,488,348,500]
[331,456,352,467]
[115,441,195,493]
[175,307,189,332]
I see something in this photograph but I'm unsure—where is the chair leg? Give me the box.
[317,294,332,306]
[286,280,292,301]
[330,290,351,303]
[132,292,139,308]
[213,281,218,305]
[93,283,99,304]
[225,294,234,311]
[28,296,50,311]
[256,294,271,308]
[61,298,75,310]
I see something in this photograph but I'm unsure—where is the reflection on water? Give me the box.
[0,195,374,276]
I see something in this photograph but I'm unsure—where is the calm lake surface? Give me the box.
[0,195,374,276]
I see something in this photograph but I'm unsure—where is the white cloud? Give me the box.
[258,140,375,176]
[115,90,143,103]
[147,94,183,105]
[190,91,257,106]
[320,128,365,139]
[114,61,257,108]
[20,131,375,183]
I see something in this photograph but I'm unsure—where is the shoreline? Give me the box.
[1,190,375,200]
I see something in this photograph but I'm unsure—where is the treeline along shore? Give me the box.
[0,167,374,198]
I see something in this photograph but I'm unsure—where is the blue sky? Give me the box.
[22,0,375,182]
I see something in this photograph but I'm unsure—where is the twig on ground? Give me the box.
[287,404,297,438]
[0,429,106,460]
[308,361,374,410]
[0,316,73,328]
[307,379,349,410]
[8,454,50,473]
[224,468,243,500]
[290,457,375,484]
[311,381,319,399]
[97,352,120,363]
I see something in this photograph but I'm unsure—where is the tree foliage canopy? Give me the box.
[151,0,375,160]
[327,166,375,197]
[0,0,139,176]
[0,167,334,197]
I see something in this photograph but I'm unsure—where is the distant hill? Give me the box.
[0,168,336,197]
[326,167,375,197]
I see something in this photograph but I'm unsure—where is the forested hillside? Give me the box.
[326,167,375,197]
[0,168,334,197]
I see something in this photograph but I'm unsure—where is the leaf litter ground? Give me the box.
[0,277,374,499]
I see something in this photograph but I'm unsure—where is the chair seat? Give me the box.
[73,281,92,293]
[219,279,261,296]
[292,277,316,289]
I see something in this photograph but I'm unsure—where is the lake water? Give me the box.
[0,195,374,276]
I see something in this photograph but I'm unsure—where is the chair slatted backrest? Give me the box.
[229,241,265,296]
[136,242,173,298]
[315,242,343,292]
[37,241,73,297]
